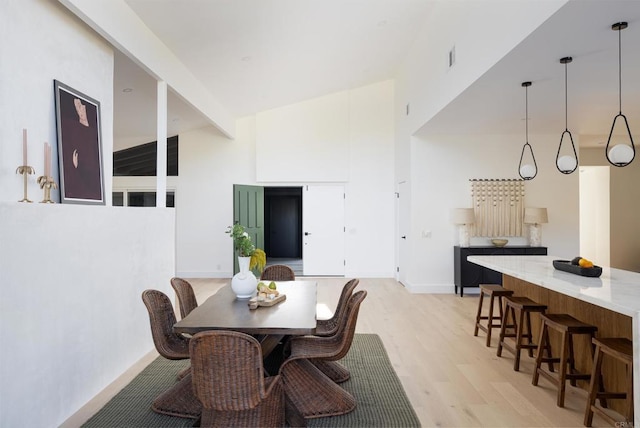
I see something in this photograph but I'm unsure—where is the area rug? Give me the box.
[82,333,420,427]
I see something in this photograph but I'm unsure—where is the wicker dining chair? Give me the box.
[260,264,295,281]
[280,290,367,420]
[141,289,190,360]
[310,278,359,383]
[190,330,286,427]
[141,289,202,419]
[170,277,198,319]
[316,279,359,337]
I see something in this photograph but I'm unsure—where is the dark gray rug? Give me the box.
[82,334,420,427]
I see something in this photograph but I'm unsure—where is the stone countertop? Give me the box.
[467,255,640,317]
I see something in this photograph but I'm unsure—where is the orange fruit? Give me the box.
[579,258,594,268]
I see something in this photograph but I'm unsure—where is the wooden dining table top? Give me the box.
[173,280,318,336]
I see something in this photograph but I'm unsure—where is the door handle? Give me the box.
[401,236,406,239]
[305,232,311,236]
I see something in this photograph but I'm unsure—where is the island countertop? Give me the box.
[466,255,640,317]
[468,254,640,424]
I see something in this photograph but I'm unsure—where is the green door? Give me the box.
[233,184,264,274]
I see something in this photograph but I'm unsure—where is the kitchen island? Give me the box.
[467,255,639,424]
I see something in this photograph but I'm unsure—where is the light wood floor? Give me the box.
[68,277,620,427]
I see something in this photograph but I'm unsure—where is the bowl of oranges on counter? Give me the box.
[553,256,603,277]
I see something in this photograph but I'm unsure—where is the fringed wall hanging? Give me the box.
[470,179,525,237]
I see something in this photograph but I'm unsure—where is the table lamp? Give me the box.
[451,208,475,247]
[524,207,548,246]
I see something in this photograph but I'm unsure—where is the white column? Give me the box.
[156,80,167,207]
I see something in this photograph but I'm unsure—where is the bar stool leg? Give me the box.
[524,311,535,357]
[473,291,484,337]
[568,333,577,387]
[514,308,525,371]
[486,293,496,347]
[496,306,511,358]
[544,327,554,372]
[584,344,605,427]
[557,331,570,407]
[532,320,546,386]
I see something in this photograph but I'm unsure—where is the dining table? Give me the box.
[153,280,317,420]
[173,280,318,358]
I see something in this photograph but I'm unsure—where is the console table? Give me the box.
[453,246,547,296]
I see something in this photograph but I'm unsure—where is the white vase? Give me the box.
[231,256,257,299]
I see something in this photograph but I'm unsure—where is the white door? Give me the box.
[303,185,345,276]
[397,181,409,285]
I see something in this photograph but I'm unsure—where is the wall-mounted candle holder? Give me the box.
[37,175,57,203]
[16,165,35,202]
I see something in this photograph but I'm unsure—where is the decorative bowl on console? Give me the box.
[491,239,509,247]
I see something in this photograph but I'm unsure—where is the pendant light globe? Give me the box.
[605,22,635,167]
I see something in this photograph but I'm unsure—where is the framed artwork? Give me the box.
[54,80,105,205]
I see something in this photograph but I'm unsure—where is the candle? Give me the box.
[48,143,51,177]
[22,129,27,165]
[44,142,50,177]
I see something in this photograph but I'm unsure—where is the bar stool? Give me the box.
[497,296,547,371]
[531,313,598,407]
[474,284,514,347]
[584,337,634,427]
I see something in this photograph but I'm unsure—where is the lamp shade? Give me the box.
[451,208,475,225]
[524,207,548,224]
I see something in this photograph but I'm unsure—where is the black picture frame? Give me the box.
[54,80,105,205]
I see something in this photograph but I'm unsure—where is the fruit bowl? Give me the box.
[553,260,602,277]
[491,239,509,247]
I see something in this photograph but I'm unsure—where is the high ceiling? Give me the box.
[419,0,640,149]
[113,0,640,150]
[114,0,435,149]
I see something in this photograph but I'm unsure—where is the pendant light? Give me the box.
[518,81,537,180]
[605,22,635,167]
[556,57,578,174]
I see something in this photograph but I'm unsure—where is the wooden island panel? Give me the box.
[503,274,632,414]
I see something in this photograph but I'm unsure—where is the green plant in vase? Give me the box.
[226,223,266,274]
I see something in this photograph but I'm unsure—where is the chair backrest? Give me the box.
[190,330,266,411]
[330,290,367,361]
[319,279,359,336]
[288,289,367,363]
[170,277,198,319]
[260,264,295,281]
[141,289,190,360]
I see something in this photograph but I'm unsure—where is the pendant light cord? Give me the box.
[618,25,622,114]
[564,61,568,131]
[525,85,529,143]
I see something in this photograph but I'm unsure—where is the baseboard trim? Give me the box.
[177,271,231,278]
[400,281,480,295]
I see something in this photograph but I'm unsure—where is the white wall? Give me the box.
[396,0,567,140]
[405,133,579,292]
[256,92,350,182]
[0,0,113,204]
[393,0,568,291]
[0,204,175,427]
[580,166,610,265]
[580,147,640,272]
[175,120,257,277]
[0,2,176,425]
[169,81,395,278]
